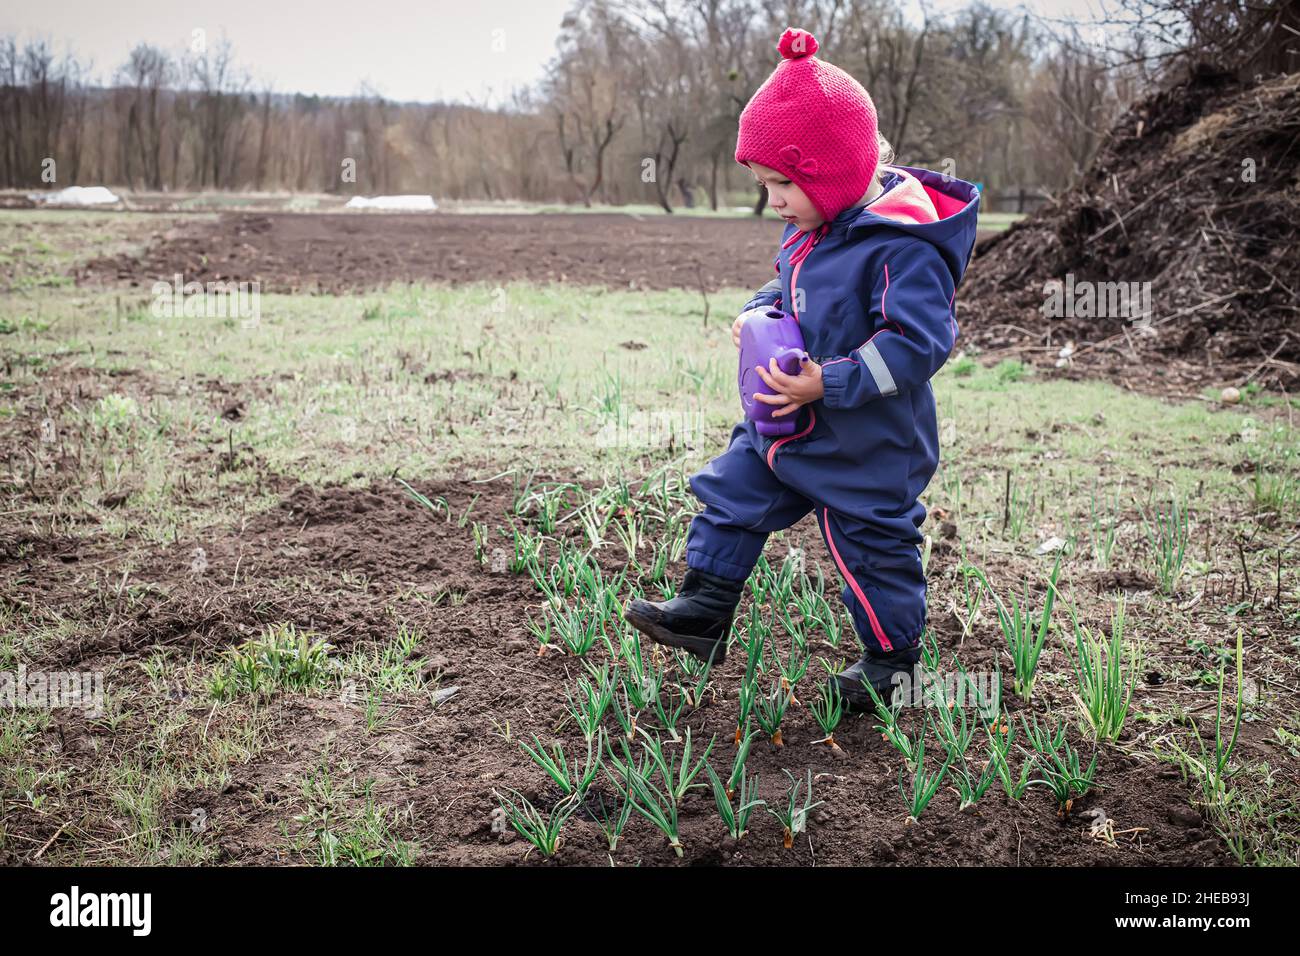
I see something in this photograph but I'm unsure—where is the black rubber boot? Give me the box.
[835,644,923,711]
[624,568,745,665]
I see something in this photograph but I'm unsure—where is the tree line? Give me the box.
[0,0,1291,211]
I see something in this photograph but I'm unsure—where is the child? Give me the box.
[625,26,980,708]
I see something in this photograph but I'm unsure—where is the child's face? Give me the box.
[748,161,822,231]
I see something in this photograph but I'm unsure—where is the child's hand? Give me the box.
[731,307,768,348]
[754,357,824,417]
[731,314,746,348]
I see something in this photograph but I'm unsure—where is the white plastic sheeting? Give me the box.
[344,195,438,212]
[29,186,122,206]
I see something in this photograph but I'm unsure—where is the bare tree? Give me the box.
[1101,0,1300,79]
[118,44,172,190]
[547,1,631,205]
[252,86,273,190]
[624,0,702,211]
[1024,37,1117,184]
[0,40,66,187]
[187,37,248,189]
[844,0,932,157]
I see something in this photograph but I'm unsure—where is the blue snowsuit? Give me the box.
[686,164,980,655]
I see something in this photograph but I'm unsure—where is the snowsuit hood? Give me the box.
[845,163,980,286]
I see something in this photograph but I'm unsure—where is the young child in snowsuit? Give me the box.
[625,27,980,707]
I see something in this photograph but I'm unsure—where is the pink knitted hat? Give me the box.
[735,27,880,223]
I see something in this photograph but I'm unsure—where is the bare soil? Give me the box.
[76,211,794,295]
[2,475,1246,866]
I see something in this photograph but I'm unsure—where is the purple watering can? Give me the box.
[737,307,808,436]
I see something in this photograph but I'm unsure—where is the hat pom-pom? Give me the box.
[777,28,818,59]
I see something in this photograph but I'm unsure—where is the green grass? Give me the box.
[0,679,277,864]
[292,761,418,866]
[4,274,1292,550]
[4,263,1295,634]
[208,622,335,701]
[0,209,210,292]
[973,211,1022,232]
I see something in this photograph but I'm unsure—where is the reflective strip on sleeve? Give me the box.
[855,339,898,397]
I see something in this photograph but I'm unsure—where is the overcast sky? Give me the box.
[1,0,1116,106]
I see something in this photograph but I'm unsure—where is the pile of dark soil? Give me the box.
[962,67,1300,394]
